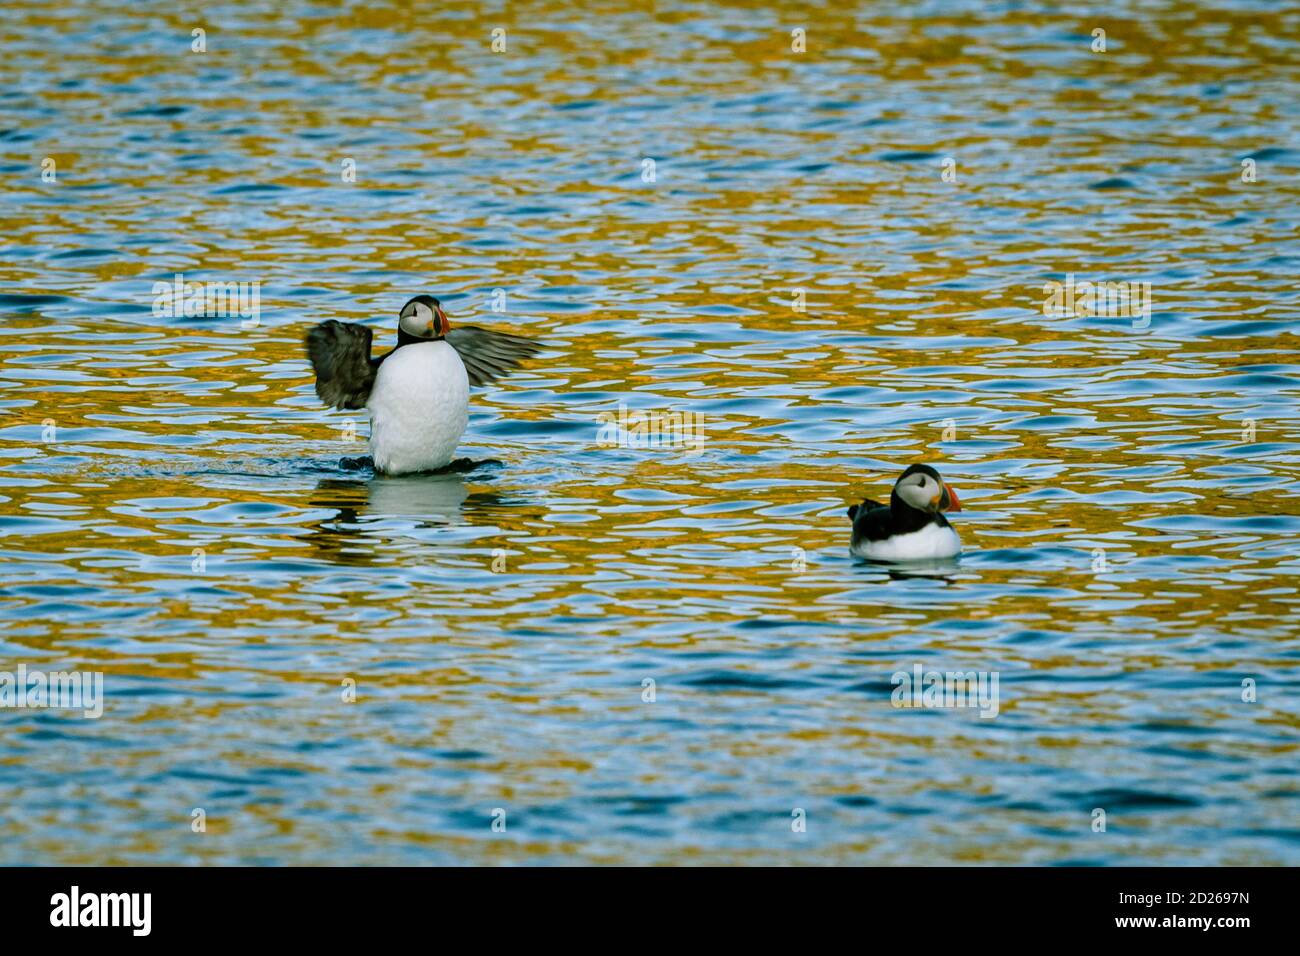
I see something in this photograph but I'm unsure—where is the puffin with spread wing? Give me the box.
[305,295,542,475]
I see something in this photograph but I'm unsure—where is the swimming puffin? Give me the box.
[848,463,963,561]
[305,295,542,475]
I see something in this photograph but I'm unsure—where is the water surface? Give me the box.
[1,0,1298,864]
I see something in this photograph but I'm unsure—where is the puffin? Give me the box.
[305,294,542,475]
[848,463,963,561]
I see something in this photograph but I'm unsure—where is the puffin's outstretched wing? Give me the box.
[306,320,379,410]
[445,325,543,387]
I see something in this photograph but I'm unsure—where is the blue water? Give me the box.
[0,0,1297,864]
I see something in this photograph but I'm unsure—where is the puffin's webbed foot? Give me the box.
[435,456,502,474]
[339,455,374,472]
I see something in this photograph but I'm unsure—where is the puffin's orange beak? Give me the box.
[429,306,451,335]
[943,483,961,512]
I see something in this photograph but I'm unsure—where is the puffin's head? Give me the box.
[892,463,961,514]
[398,295,451,339]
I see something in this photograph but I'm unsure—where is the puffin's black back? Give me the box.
[846,498,883,523]
[848,491,951,544]
[848,498,894,544]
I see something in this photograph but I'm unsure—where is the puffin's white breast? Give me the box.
[851,522,961,562]
[366,341,469,475]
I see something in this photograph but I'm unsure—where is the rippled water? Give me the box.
[1,0,1298,865]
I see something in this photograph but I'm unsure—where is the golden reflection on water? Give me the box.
[0,0,1298,864]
